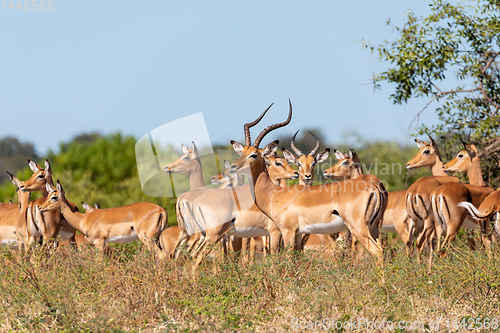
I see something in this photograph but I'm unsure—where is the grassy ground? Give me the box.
[0,237,499,332]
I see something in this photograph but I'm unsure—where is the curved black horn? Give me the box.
[244,103,274,146]
[253,99,292,148]
[290,130,303,157]
[308,131,321,156]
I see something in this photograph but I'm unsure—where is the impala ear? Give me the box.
[428,136,438,149]
[334,149,346,160]
[464,143,477,159]
[262,140,279,157]
[7,172,21,188]
[224,160,231,170]
[191,141,200,157]
[349,149,361,165]
[56,180,65,196]
[82,202,91,211]
[282,148,297,164]
[95,203,100,209]
[46,183,54,194]
[28,160,42,172]
[316,148,330,163]
[44,159,52,174]
[181,144,190,154]
[414,139,426,149]
[230,140,245,156]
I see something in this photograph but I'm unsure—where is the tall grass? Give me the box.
[0,239,499,332]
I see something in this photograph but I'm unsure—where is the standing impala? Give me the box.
[324,149,406,246]
[189,142,301,264]
[459,189,500,243]
[281,130,330,250]
[164,142,212,258]
[39,181,167,256]
[432,143,494,249]
[229,101,384,260]
[405,137,459,254]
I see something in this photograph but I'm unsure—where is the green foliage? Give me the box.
[365,0,500,186]
[0,136,38,184]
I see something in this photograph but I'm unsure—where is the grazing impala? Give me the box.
[432,143,494,249]
[324,149,406,246]
[39,181,167,256]
[229,101,384,261]
[405,137,459,254]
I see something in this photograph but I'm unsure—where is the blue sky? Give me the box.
[0,1,438,155]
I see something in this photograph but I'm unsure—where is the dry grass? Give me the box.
[0,237,499,332]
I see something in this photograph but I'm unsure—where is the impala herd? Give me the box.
[1,101,499,266]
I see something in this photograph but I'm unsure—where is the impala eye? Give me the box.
[342,161,349,166]
[51,196,57,201]
[37,174,44,179]
[249,154,258,159]
[423,150,430,154]
[458,154,464,158]
[182,155,190,161]
[275,162,282,167]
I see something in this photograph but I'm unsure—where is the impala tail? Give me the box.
[432,193,449,234]
[457,201,488,220]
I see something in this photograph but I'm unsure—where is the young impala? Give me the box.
[39,181,167,256]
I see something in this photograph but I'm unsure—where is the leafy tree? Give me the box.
[0,136,38,183]
[365,0,500,185]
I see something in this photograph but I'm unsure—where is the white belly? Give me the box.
[462,217,479,230]
[58,231,75,241]
[297,216,345,235]
[381,224,397,233]
[232,227,269,238]
[1,239,18,249]
[108,231,139,244]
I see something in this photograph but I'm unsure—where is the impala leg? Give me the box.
[281,229,296,251]
[416,218,435,254]
[268,222,282,255]
[240,237,249,264]
[346,223,383,261]
[294,234,303,251]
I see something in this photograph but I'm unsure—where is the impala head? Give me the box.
[266,154,299,184]
[323,149,362,179]
[164,142,200,174]
[211,160,245,188]
[82,202,100,213]
[38,181,66,213]
[281,130,330,185]
[229,101,292,178]
[443,142,478,173]
[406,137,440,169]
[21,159,53,192]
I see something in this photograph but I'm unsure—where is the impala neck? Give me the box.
[430,154,447,176]
[277,178,287,186]
[17,189,31,212]
[351,165,364,178]
[467,156,485,186]
[189,159,205,190]
[249,159,278,214]
[59,198,86,233]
